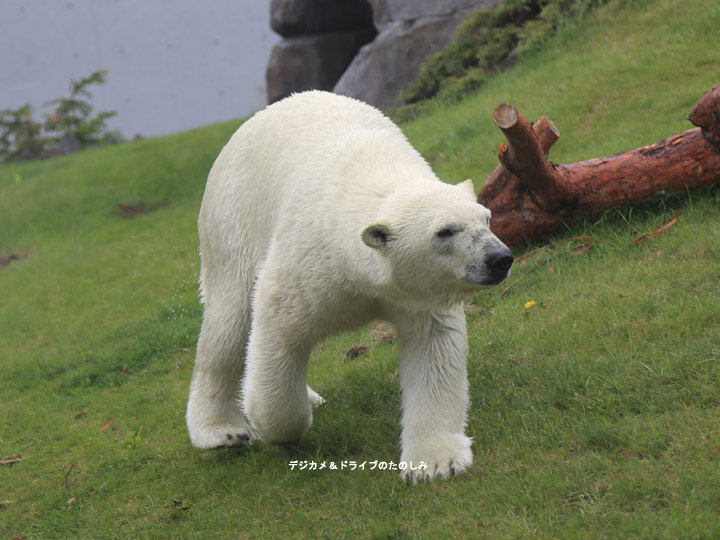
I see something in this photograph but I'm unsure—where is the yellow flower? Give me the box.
[524,301,536,309]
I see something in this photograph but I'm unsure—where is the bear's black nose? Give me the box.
[485,247,514,278]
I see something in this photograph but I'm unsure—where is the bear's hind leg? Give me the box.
[187,289,252,449]
[242,312,315,444]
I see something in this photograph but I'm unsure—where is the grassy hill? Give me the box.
[2,0,719,537]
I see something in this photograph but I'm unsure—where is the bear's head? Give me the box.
[361,179,513,306]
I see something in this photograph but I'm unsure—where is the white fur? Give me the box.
[186,91,510,482]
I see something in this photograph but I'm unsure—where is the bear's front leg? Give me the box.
[393,306,473,483]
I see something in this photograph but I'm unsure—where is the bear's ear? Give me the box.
[458,179,475,197]
[362,222,392,250]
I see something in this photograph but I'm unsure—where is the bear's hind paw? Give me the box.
[307,385,326,407]
[190,425,254,449]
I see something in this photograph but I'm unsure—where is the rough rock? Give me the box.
[271,0,374,37]
[265,0,499,110]
[333,0,499,110]
[266,29,375,104]
[369,0,495,27]
[332,12,468,110]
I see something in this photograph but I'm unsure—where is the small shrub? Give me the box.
[0,70,122,162]
[0,104,46,162]
[43,70,122,149]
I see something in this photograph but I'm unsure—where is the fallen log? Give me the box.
[478,81,720,246]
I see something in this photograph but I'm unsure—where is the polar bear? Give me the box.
[186,91,513,483]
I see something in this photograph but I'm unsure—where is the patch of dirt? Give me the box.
[464,303,489,316]
[0,252,22,267]
[370,321,397,344]
[346,345,369,360]
[114,201,167,219]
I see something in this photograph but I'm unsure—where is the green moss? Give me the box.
[395,0,609,121]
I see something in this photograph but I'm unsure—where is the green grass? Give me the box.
[2,0,720,537]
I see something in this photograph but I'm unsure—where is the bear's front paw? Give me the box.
[400,434,472,484]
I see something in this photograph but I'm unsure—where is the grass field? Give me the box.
[2,0,720,537]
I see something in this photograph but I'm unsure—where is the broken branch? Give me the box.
[64,463,75,491]
[688,81,720,149]
[479,81,720,246]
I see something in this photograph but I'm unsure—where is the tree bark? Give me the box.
[689,81,720,150]
[478,81,720,246]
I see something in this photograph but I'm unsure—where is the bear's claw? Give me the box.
[402,462,458,484]
[400,435,472,484]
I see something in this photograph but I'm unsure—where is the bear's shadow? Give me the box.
[213,367,403,464]
[289,369,401,459]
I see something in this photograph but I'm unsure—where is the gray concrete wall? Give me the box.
[1,0,278,137]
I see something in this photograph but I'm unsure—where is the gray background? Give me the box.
[1,0,279,137]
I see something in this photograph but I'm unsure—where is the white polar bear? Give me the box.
[186,91,513,483]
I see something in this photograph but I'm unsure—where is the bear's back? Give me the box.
[254,91,399,139]
[232,92,407,176]
[208,91,432,205]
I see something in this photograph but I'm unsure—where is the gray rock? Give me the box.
[369,0,495,27]
[271,0,375,37]
[333,11,472,110]
[41,131,81,159]
[266,29,375,104]
[264,0,500,110]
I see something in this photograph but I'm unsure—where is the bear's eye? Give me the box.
[436,228,456,239]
